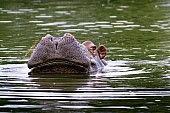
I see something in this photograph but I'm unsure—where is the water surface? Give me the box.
[1,0,170,112]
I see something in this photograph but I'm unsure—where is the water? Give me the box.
[1,0,170,112]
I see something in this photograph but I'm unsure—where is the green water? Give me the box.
[1,0,170,112]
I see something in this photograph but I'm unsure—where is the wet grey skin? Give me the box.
[27,33,106,75]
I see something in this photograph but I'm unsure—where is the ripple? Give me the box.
[160,3,170,7]
[55,11,71,15]
[89,28,99,31]
[0,62,169,112]
[109,16,117,18]
[0,57,17,59]
[150,24,160,27]
[96,25,113,28]
[58,29,86,32]
[111,22,124,25]
[0,50,25,53]
[35,32,47,34]
[127,25,140,27]
[1,9,11,12]
[139,29,153,32]
[114,25,129,28]
[56,6,77,9]
[37,8,46,11]
[0,48,8,50]
[116,8,124,11]
[19,9,34,12]
[0,105,43,109]
[119,6,129,8]
[78,22,95,26]
[37,22,67,26]
[84,25,97,28]
[41,28,51,31]
[29,21,44,23]
[35,15,53,18]
[60,105,133,109]
[7,11,24,14]
[0,21,13,23]
[95,21,110,24]
[91,32,99,34]
[57,24,77,28]
[116,20,129,23]
[115,30,123,33]
[100,70,147,77]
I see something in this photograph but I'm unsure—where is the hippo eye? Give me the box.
[89,46,96,51]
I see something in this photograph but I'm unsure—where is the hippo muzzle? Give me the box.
[28,33,91,75]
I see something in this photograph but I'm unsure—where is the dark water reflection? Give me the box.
[1,0,170,112]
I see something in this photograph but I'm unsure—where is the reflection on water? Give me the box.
[0,61,170,112]
[0,61,148,112]
[1,0,170,112]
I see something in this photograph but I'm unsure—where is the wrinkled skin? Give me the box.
[28,33,105,74]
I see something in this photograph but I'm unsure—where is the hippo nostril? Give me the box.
[55,43,58,50]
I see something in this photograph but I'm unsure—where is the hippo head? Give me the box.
[28,33,92,74]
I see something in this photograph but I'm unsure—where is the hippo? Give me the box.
[27,33,106,75]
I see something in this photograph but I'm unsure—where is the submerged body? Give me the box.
[28,33,106,74]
